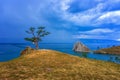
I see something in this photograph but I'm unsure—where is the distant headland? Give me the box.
[94,46,120,55]
[73,41,120,55]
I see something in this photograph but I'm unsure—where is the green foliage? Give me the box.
[25,26,50,49]
[24,37,35,42]
[81,52,88,58]
[26,27,35,34]
[37,27,50,37]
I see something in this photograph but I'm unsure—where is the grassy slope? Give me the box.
[0,50,120,80]
[94,46,120,55]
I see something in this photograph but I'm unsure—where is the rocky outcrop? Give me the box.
[94,46,120,55]
[20,46,35,56]
[73,41,90,52]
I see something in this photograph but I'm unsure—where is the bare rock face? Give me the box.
[73,42,90,52]
[20,46,34,56]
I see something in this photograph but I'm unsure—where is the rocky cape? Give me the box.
[73,41,90,52]
[94,46,120,55]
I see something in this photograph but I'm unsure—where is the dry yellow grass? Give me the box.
[0,49,120,80]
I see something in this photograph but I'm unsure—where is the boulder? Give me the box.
[73,41,90,52]
[20,46,34,56]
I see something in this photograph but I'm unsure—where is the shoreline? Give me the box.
[93,46,120,55]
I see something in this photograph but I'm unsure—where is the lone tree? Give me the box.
[25,27,50,49]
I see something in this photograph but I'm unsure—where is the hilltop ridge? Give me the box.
[0,49,120,80]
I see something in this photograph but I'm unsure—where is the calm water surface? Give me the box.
[0,41,120,64]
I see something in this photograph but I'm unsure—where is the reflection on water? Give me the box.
[115,56,120,63]
[75,52,88,58]
[107,56,120,63]
[74,51,120,64]
[81,52,88,58]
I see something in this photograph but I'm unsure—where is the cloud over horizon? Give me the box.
[0,0,120,42]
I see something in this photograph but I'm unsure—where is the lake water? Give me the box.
[0,39,120,64]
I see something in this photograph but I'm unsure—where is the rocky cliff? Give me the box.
[73,41,90,52]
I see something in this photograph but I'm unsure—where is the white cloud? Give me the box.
[2,0,120,27]
[1,0,120,41]
[97,10,120,25]
[79,28,114,34]
[99,11,120,19]
[73,34,106,39]
[60,0,71,11]
[116,39,120,41]
[53,0,120,26]
[73,28,115,39]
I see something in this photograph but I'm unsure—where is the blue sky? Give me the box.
[0,0,120,43]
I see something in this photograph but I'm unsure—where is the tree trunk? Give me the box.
[35,41,39,49]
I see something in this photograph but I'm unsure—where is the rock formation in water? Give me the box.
[73,41,90,52]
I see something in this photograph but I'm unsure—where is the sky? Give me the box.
[0,0,120,43]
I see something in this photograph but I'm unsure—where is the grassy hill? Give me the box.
[0,49,120,80]
[94,46,120,55]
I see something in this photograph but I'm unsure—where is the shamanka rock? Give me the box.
[73,41,90,52]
